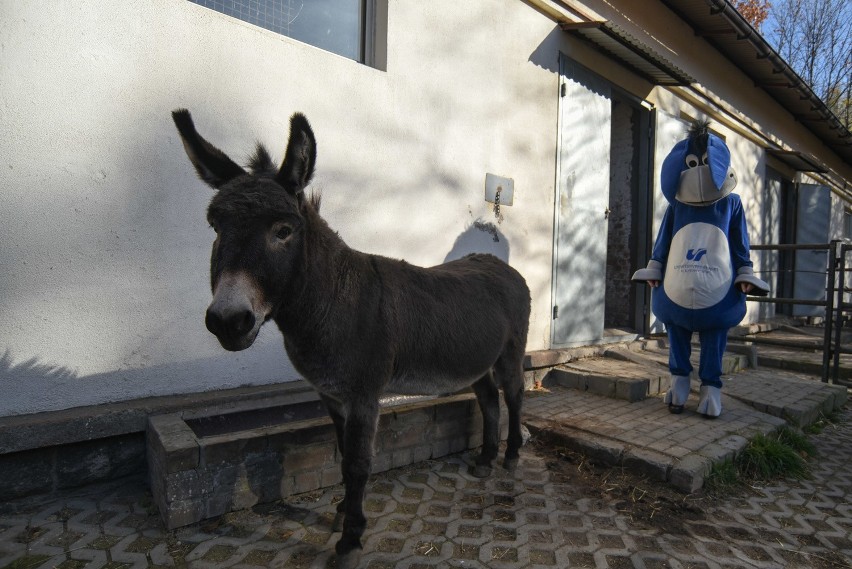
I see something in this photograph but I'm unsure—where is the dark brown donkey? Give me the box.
[172,109,531,568]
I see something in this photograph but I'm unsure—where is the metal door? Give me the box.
[793,183,831,316]
[552,58,611,346]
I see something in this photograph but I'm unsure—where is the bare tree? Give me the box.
[766,0,852,129]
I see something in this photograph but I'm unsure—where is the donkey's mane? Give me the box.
[307,191,322,212]
[246,142,322,213]
[248,143,277,176]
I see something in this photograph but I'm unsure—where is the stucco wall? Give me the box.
[3,0,848,418]
[0,0,562,416]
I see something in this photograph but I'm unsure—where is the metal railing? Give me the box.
[738,241,851,385]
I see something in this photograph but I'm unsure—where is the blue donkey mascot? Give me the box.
[633,122,768,417]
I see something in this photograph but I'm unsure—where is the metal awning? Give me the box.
[561,21,694,86]
[766,149,829,173]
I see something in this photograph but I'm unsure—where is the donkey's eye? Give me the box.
[275,225,292,240]
[701,152,709,165]
[685,154,700,168]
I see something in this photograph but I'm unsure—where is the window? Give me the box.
[844,209,852,241]
[189,0,381,65]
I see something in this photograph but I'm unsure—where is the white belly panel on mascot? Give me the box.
[663,222,733,310]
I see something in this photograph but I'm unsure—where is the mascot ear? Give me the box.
[706,134,732,191]
[660,139,689,203]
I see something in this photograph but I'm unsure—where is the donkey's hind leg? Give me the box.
[495,344,525,474]
[471,372,500,478]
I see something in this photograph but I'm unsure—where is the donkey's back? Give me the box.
[375,252,530,396]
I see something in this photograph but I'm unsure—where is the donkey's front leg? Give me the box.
[336,398,380,569]
[320,394,348,533]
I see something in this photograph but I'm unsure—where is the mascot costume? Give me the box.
[632,122,768,417]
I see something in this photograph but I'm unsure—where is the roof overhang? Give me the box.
[522,0,605,27]
[766,149,829,174]
[660,0,852,166]
[560,21,694,86]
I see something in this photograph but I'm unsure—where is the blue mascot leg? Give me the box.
[667,325,693,377]
[697,328,727,418]
[697,328,726,388]
[665,325,693,413]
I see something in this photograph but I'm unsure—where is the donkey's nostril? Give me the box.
[206,305,255,339]
[233,310,256,336]
[205,308,225,336]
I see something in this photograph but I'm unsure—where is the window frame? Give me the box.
[187,0,386,69]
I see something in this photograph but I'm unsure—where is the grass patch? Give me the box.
[777,425,817,456]
[705,426,816,491]
[705,459,739,491]
[737,430,809,480]
[803,411,841,435]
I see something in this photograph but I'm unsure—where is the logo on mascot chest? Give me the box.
[686,248,708,262]
[664,222,733,310]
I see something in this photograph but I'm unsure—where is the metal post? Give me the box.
[822,240,838,383]
[833,243,848,383]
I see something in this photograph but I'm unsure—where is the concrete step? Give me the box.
[731,324,852,380]
[544,344,749,402]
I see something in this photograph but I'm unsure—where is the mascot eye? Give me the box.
[701,152,709,165]
[685,154,700,168]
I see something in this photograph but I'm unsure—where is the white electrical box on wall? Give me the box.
[484,173,514,206]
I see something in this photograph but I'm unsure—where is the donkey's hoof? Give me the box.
[336,548,363,569]
[503,457,519,474]
[332,512,345,533]
[471,464,493,478]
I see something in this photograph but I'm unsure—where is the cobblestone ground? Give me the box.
[1,408,850,569]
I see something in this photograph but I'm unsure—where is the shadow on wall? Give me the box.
[0,350,78,383]
[528,26,564,74]
[444,219,510,264]
[0,338,295,418]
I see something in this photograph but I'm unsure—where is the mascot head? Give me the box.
[660,121,737,206]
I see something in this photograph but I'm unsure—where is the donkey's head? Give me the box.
[172,109,316,351]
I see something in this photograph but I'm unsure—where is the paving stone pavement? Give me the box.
[1,404,850,568]
[524,362,847,493]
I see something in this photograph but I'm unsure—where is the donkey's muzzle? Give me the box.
[205,304,256,351]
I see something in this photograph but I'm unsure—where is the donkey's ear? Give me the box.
[172,109,246,189]
[276,113,316,195]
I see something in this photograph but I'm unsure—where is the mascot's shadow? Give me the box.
[444,219,510,264]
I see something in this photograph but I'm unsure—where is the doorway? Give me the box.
[551,56,654,347]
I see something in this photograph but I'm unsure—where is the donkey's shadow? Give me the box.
[444,219,510,264]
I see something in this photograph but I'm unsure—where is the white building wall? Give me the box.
[2,0,848,418]
[0,0,562,416]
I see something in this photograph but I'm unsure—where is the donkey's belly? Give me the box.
[384,369,486,396]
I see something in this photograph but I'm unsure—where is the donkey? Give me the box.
[171,109,531,568]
